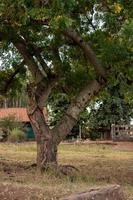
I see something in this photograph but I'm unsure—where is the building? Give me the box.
[0,107,48,140]
[111,124,133,142]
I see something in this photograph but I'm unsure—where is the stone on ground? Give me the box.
[61,185,125,200]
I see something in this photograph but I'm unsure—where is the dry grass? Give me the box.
[0,142,133,200]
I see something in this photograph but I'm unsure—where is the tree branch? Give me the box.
[3,61,25,93]
[27,77,57,135]
[0,31,44,82]
[63,29,107,79]
[35,76,58,108]
[21,35,51,77]
[86,16,96,31]
[53,79,106,143]
[12,37,44,82]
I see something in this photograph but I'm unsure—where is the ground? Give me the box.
[0,142,132,200]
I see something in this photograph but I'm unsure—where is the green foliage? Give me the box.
[0,0,133,90]
[0,44,27,97]
[48,93,70,126]
[89,131,101,141]
[0,115,23,140]
[8,128,26,143]
[88,84,133,138]
[50,15,73,30]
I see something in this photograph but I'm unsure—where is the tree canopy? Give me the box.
[0,0,133,97]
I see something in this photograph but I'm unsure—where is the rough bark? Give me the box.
[28,106,57,170]
[61,185,125,200]
[27,81,57,170]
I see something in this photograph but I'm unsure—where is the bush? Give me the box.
[8,128,26,143]
[89,131,101,140]
[0,115,23,141]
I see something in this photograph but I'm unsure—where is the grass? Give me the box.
[0,142,133,199]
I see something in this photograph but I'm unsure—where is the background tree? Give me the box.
[0,0,133,171]
[88,83,133,140]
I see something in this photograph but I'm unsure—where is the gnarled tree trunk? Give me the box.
[27,78,106,171]
[27,106,57,170]
[27,82,58,171]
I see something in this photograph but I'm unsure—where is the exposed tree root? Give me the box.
[25,163,37,170]
[26,162,79,180]
[59,164,79,176]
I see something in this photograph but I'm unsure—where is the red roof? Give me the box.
[0,108,29,122]
[0,107,48,122]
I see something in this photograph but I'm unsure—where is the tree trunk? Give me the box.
[36,133,57,171]
[27,83,58,171]
[27,79,106,171]
[27,105,57,170]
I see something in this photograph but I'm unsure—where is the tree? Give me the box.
[88,83,133,140]
[0,0,133,171]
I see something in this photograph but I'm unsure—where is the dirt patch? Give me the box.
[113,142,133,151]
[0,160,62,200]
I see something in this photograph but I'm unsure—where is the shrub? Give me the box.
[8,128,26,143]
[0,115,23,141]
[89,131,101,140]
